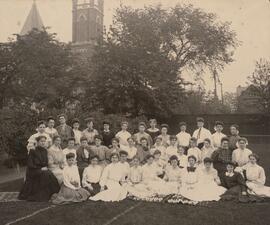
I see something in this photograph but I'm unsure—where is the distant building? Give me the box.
[71,0,104,55]
[20,1,44,35]
[237,85,262,113]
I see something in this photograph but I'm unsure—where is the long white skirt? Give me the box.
[180,181,226,202]
[128,179,169,198]
[247,181,270,197]
[89,180,127,202]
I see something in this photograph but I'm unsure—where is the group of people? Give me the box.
[18,114,270,204]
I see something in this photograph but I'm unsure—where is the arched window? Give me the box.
[77,13,88,42]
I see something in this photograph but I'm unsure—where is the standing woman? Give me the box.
[89,153,127,202]
[48,136,65,185]
[18,136,60,201]
[146,119,161,141]
[157,124,170,147]
[82,117,99,145]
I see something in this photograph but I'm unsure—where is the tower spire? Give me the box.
[20,0,44,35]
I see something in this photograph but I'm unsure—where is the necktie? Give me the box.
[197,128,202,140]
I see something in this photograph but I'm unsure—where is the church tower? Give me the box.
[72,0,104,54]
[20,1,44,35]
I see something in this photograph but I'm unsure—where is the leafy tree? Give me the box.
[87,4,238,117]
[248,58,270,113]
[0,29,84,109]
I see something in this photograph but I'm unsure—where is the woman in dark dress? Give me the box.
[220,161,248,202]
[18,136,60,202]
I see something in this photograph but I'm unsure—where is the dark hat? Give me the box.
[94,135,103,141]
[169,155,179,162]
[47,116,55,121]
[153,150,161,155]
[169,135,177,141]
[230,124,239,130]
[72,118,80,124]
[119,150,128,156]
[215,121,224,126]
[188,155,197,162]
[179,121,187,127]
[196,117,204,122]
[66,152,75,160]
[203,157,213,164]
[37,120,46,127]
[161,124,169,129]
[68,137,76,142]
[85,117,94,122]
[138,122,147,127]
[221,137,229,143]
[58,113,66,119]
[103,121,110,125]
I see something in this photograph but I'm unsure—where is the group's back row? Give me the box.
[27,114,241,152]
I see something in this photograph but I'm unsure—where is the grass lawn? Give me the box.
[0,136,269,225]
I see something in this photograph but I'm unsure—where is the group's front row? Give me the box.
[18,135,270,205]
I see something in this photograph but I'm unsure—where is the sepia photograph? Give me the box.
[0,0,270,224]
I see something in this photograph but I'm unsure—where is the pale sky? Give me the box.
[0,0,270,94]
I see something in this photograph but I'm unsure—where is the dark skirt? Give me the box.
[18,170,60,202]
[220,185,249,203]
[51,185,90,205]
[85,182,101,196]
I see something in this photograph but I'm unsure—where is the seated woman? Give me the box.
[220,161,247,201]
[192,158,226,202]
[240,154,270,198]
[18,136,60,201]
[180,155,200,201]
[140,155,168,195]
[232,137,252,167]
[51,153,90,204]
[106,138,121,161]
[89,153,128,202]
[48,135,65,184]
[163,155,183,194]
[82,155,103,196]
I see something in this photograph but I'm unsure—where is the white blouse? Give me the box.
[164,165,183,182]
[212,132,226,148]
[242,163,266,185]
[63,165,81,190]
[82,165,103,186]
[121,145,137,159]
[232,148,252,167]
[141,163,160,182]
[99,163,123,187]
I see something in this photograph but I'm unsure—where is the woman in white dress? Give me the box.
[232,137,252,167]
[180,155,200,201]
[164,155,183,194]
[192,157,226,201]
[240,154,270,198]
[51,153,90,204]
[48,136,65,184]
[89,153,128,202]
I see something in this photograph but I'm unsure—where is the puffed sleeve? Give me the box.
[63,168,77,190]
[99,165,109,187]
[257,166,266,185]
